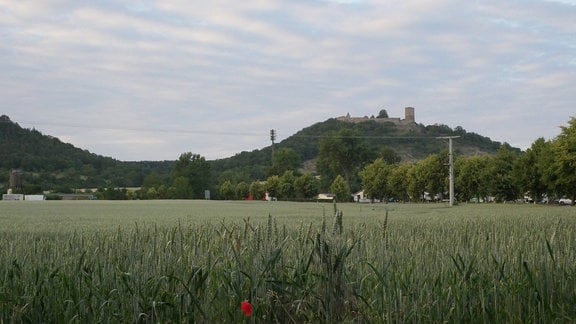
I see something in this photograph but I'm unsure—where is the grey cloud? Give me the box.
[0,0,574,160]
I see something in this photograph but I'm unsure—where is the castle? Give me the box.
[336,107,416,125]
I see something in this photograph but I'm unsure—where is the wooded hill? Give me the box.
[0,114,516,194]
[210,117,519,182]
[0,115,173,193]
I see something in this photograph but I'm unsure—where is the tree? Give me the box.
[418,153,448,200]
[270,148,301,176]
[553,117,576,204]
[172,152,211,199]
[294,173,320,199]
[249,181,266,200]
[219,180,235,200]
[407,161,427,202]
[377,109,389,118]
[359,158,393,201]
[235,181,250,200]
[146,187,158,199]
[170,176,190,199]
[512,138,550,203]
[278,171,296,199]
[388,164,411,202]
[142,172,163,189]
[487,146,519,202]
[379,147,401,165]
[316,129,375,191]
[330,175,351,202]
[455,155,491,202]
[265,175,281,199]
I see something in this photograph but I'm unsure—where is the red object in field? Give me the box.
[240,300,252,317]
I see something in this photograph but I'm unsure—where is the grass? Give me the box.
[0,200,575,322]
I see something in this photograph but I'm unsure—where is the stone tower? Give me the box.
[404,107,415,123]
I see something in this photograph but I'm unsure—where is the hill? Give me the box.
[0,115,172,193]
[211,114,519,181]
[1,112,518,194]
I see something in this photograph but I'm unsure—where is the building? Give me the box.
[337,107,416,125]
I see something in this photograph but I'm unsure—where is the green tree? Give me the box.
[388,164,411,202]
[455,155,491,202]
[407,161,428,202]
[379,147,401,165]
[294,173,320,199]
[316,129,374,191]
[418,154,448,201]
[553,117,576,203]
[512,138,550,203]
[265,175,281,199]
[330,175,351,202]
[142,172,163,189]
[172,152,211,199]
[359,158,394,201]
[270,148,301,176]
[278,170,296,199]
[219,180,235,200]
[488,146,519,202]
[235,182,250,200]
[249,181,266,200]
[377,109,389,118]
[146,187,158,199]
[170,176,190,199]
[157,185,168,199]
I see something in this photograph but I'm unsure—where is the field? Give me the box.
[0,200,575,323]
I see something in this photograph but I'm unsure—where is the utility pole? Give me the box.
[439,136,459,206]
[270,129,276,164]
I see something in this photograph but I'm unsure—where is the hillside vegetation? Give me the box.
[0,115,172,192]
[1,114,515,196]
[211,117,516,181]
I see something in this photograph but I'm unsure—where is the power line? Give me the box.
[1,119,264,137]
[292,134,458,140]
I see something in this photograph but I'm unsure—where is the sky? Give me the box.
[1,0,575,161]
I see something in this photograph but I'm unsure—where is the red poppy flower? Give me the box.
[240,300,252,317]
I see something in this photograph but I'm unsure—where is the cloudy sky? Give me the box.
[1,1,574,161]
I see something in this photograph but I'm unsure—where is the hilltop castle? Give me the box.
[337,107,416,125]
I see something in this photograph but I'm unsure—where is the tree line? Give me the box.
[108,117,574,204]
[3,114,574,204]
[360,117,576,204]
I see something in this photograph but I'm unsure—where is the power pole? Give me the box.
[439,136,459,206]
[270,129,276,164]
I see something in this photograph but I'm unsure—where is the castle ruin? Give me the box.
[337,107,416,125]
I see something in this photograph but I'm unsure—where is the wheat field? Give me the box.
[0,200,574,322]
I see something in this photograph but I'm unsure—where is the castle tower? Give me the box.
[404,107,415,123]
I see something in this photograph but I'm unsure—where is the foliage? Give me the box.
[359,158,394,201]
[0,115,173,191]
[172,153,211,199]
[512,138,550,203]
[5,113,576,205]
[553,117,576,202]
[330,175,351,202]
[269,147,301,176]
[249,181,266,200]
[455,155,491,202]
[316,129,375,191]
[377,109,389,118]
[488,146,520,202]
[265,175,280,199]
[294,173,320,199]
